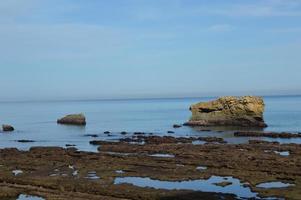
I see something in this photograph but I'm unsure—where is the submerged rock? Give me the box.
[57,114,86,126]
[2,124,14,132]
[185,96,267,127]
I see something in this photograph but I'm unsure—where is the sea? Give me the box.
[0,95,301,152]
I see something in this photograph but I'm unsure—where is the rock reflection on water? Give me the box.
[114,176,258,199]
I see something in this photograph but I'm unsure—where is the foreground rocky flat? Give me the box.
[0,135,300,200]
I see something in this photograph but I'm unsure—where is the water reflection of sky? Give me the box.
[0,96,300,151]
[114,176,258,199]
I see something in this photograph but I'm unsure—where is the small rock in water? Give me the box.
[104,131,111,134]
[66,144,76,147]
[134,132,144,135]
[167,131,175,134]
[57,113,86,126]
[15,140,35,143]
[2,124,14,132]
[214,181,233,187]
[173,124,182,128]
[120,131,127,135]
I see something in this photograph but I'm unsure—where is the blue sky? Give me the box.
[0,0,301,100]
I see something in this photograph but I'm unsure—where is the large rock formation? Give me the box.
[2,124,14,132]
[57,114,86,126]
[185,96,267,127]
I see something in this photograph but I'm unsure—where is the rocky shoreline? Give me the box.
[0,135,300,200]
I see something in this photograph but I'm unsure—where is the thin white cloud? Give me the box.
[201,0,301,17]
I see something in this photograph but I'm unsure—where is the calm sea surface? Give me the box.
[0,96,301,152]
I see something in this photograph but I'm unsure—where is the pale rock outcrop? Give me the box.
[184,96,267,127]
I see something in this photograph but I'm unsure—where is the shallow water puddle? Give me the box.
[149,154,175,158]
[274,151,290,156]
[192,140,206,145]
[114,176,258,198]
[196,166,207,171]
[17,194,45,200]
[103,151,136,156]
[85,171,100,180]
[264,150,290,156]
[12,169,23,176]
[256,181,294,189]
[72,170,79,176]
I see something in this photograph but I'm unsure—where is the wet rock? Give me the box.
[2,124,14,132]
[15,140,35,143]
[90,140,118,145]
[173,124,182,128]
[198,137,226,143]
[84,134,99,138]
[185,96,267,127]
[65,144,76,147]
[167,131,175,134]
[213,182,232,187]
[57,114,86,126]
[120,131,127,135]
[104,131,111,134]
[118,135,226,145]
[234,131,301,138]
[134,132,145,135]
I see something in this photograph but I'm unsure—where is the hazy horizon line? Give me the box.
[1,93,301,104]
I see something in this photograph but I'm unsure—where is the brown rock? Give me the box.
[185,96,267,127]
[57,114,86,126]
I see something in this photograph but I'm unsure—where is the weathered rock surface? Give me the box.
[2,124,14,132]
[185,96,267,127]
[57,114,86,125]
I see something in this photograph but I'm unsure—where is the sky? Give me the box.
[0,0,301,101]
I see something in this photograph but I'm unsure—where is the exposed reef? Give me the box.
[0,136,300,199]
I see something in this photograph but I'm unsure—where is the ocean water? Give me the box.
[0,96,300,151]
